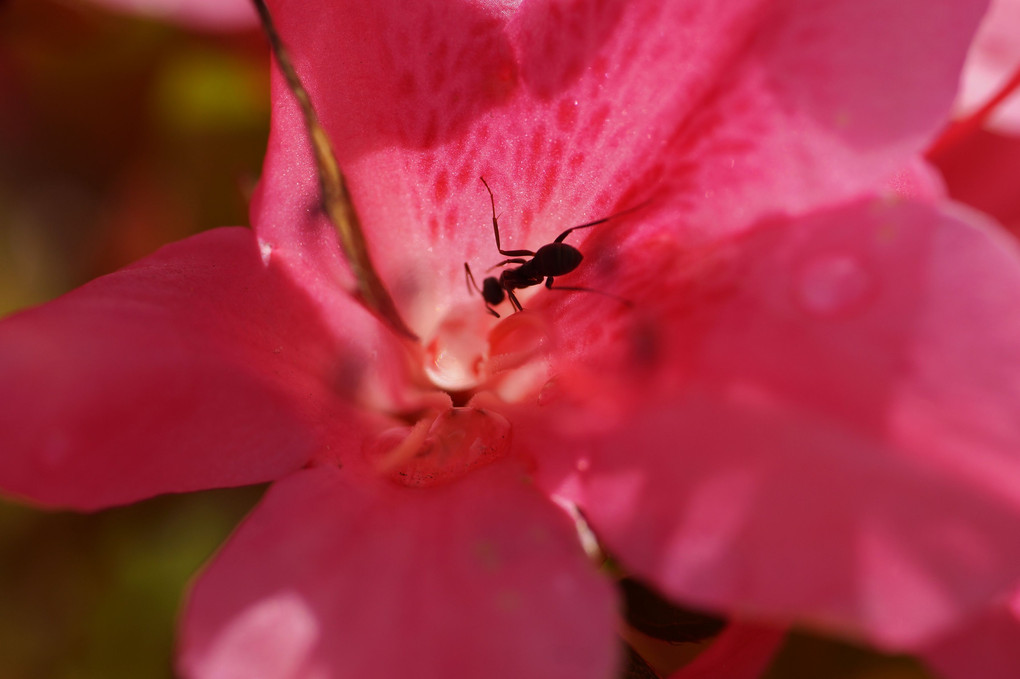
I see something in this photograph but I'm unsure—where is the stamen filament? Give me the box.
[374,412,439,474]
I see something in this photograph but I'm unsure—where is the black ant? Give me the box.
[464,178,643,317]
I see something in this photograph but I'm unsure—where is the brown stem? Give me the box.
[251,0,418,341]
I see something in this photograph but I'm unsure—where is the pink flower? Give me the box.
[3,1,1020,677]
[916,6,1020,673]
[922,589,1020,679]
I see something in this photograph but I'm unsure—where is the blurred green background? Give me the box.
[0,0,268,316]
[0,1,943,677]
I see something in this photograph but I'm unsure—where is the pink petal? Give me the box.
[669,624,786,679]
[256,0,984,327]
[524,198,1020,648]
[882,157,947,202]
[88,0,257,31]
[956,0,1020,133]
[922,588,1020,679]
[931,127,1020,237]
[179,462,618,679]
[0,228,374,510]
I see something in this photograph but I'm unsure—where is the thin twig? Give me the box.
[252,0,418,341]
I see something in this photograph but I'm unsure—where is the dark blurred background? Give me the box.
[0,1,268,677]
[0,0,268,315]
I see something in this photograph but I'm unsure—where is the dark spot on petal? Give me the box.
[557,98,579,131]
[629,317,661,370]
[434,169,450,204]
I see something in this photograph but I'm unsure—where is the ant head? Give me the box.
[482,277,505,306]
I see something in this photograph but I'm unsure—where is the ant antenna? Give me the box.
[552,198,654,244]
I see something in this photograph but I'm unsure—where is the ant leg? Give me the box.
[545,279,634,308]
[507,289,524,312]
[480,177,535,257]
[464,262,485,295]
[467,265,501,318]
[553,198,654,243]
[487,257,528,272]
[480,177,502,249]
[465,263,501,317]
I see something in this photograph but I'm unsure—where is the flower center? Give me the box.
[364,407,513,487]
[424,305,552,401]
[363,306,552,487]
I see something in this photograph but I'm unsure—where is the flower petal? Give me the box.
[0,228,372,510]
[922,588,1020,679]
[882,156,947,202]
[527,198,1020,647]
[179,462,618,679]
[955,0,1020,133]
[669,623,785,679]
[931,127,1020,237]
[256,0,984,327]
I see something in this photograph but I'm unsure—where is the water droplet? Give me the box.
[796,253,875,317]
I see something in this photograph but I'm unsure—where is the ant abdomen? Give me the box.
[531,243,583,277]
